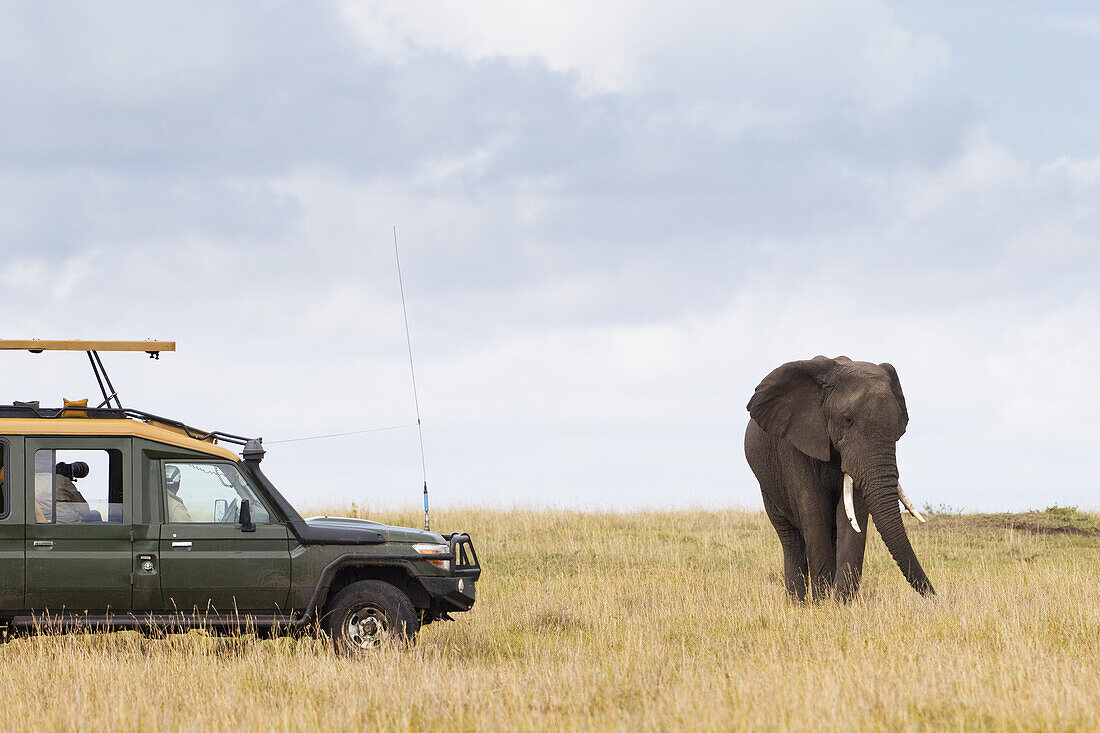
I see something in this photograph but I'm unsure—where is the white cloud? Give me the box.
[340,0,950,111]
[340,0,641,93]
[898,129,1028,221]
[1042,154,1100,186]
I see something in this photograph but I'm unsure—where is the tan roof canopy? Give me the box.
[0,339,175,353]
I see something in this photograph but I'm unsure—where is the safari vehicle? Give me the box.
[0,339,480,653]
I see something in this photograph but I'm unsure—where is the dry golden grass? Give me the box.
[2,506,1098,732]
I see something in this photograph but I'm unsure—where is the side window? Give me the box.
[34,449,124,524]
[0,440,7,518]
[164,462,271,524]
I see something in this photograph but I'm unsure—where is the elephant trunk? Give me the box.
[861,449,935,597]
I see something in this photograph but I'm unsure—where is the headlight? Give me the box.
[413,543,450,570]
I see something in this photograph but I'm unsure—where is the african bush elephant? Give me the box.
[744,356,934,602]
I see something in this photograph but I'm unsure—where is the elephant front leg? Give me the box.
[781,534,809,602]
[802,521,837,602]
[764,502,809,602]
[834,490,869,602]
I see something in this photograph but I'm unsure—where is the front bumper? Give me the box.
[421,575,476,612]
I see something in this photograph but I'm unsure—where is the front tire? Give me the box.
[322,580,419,654]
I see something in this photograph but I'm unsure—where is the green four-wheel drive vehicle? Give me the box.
[0,339,480,653]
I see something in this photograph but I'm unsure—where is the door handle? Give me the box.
[32,540,54,548]
[171,541,193,549]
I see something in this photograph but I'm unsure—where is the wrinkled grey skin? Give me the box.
[744,356,934,602]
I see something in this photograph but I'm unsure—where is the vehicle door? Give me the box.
[24,437,133,613]
[157,460,291,614]
[0,437,24,611]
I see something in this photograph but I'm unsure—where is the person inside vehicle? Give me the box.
[165,465,193,522]
[54,461,101,523]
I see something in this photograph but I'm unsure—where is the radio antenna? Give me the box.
[393,226,431,532]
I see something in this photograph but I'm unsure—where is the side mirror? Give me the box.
[240,499,256,533]
[214,498,228,521]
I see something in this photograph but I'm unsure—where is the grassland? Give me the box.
[2,506,1098,732]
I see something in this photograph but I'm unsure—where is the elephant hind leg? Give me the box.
[764,501,808,602]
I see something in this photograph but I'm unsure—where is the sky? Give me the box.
[1,1,1098,515]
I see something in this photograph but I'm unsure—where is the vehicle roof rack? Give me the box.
[0,338,254,447]
[0,338,175,409]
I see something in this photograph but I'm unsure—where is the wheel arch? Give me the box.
[327,565,428,609]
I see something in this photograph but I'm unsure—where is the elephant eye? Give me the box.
[843,416,855,428]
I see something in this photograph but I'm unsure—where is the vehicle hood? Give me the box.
[303,516,446,545]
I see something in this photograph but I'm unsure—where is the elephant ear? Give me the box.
[747,357,834,461]
[879,362,909,436]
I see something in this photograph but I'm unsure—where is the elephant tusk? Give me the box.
[843,474,861,533]
[897,484,926,523]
